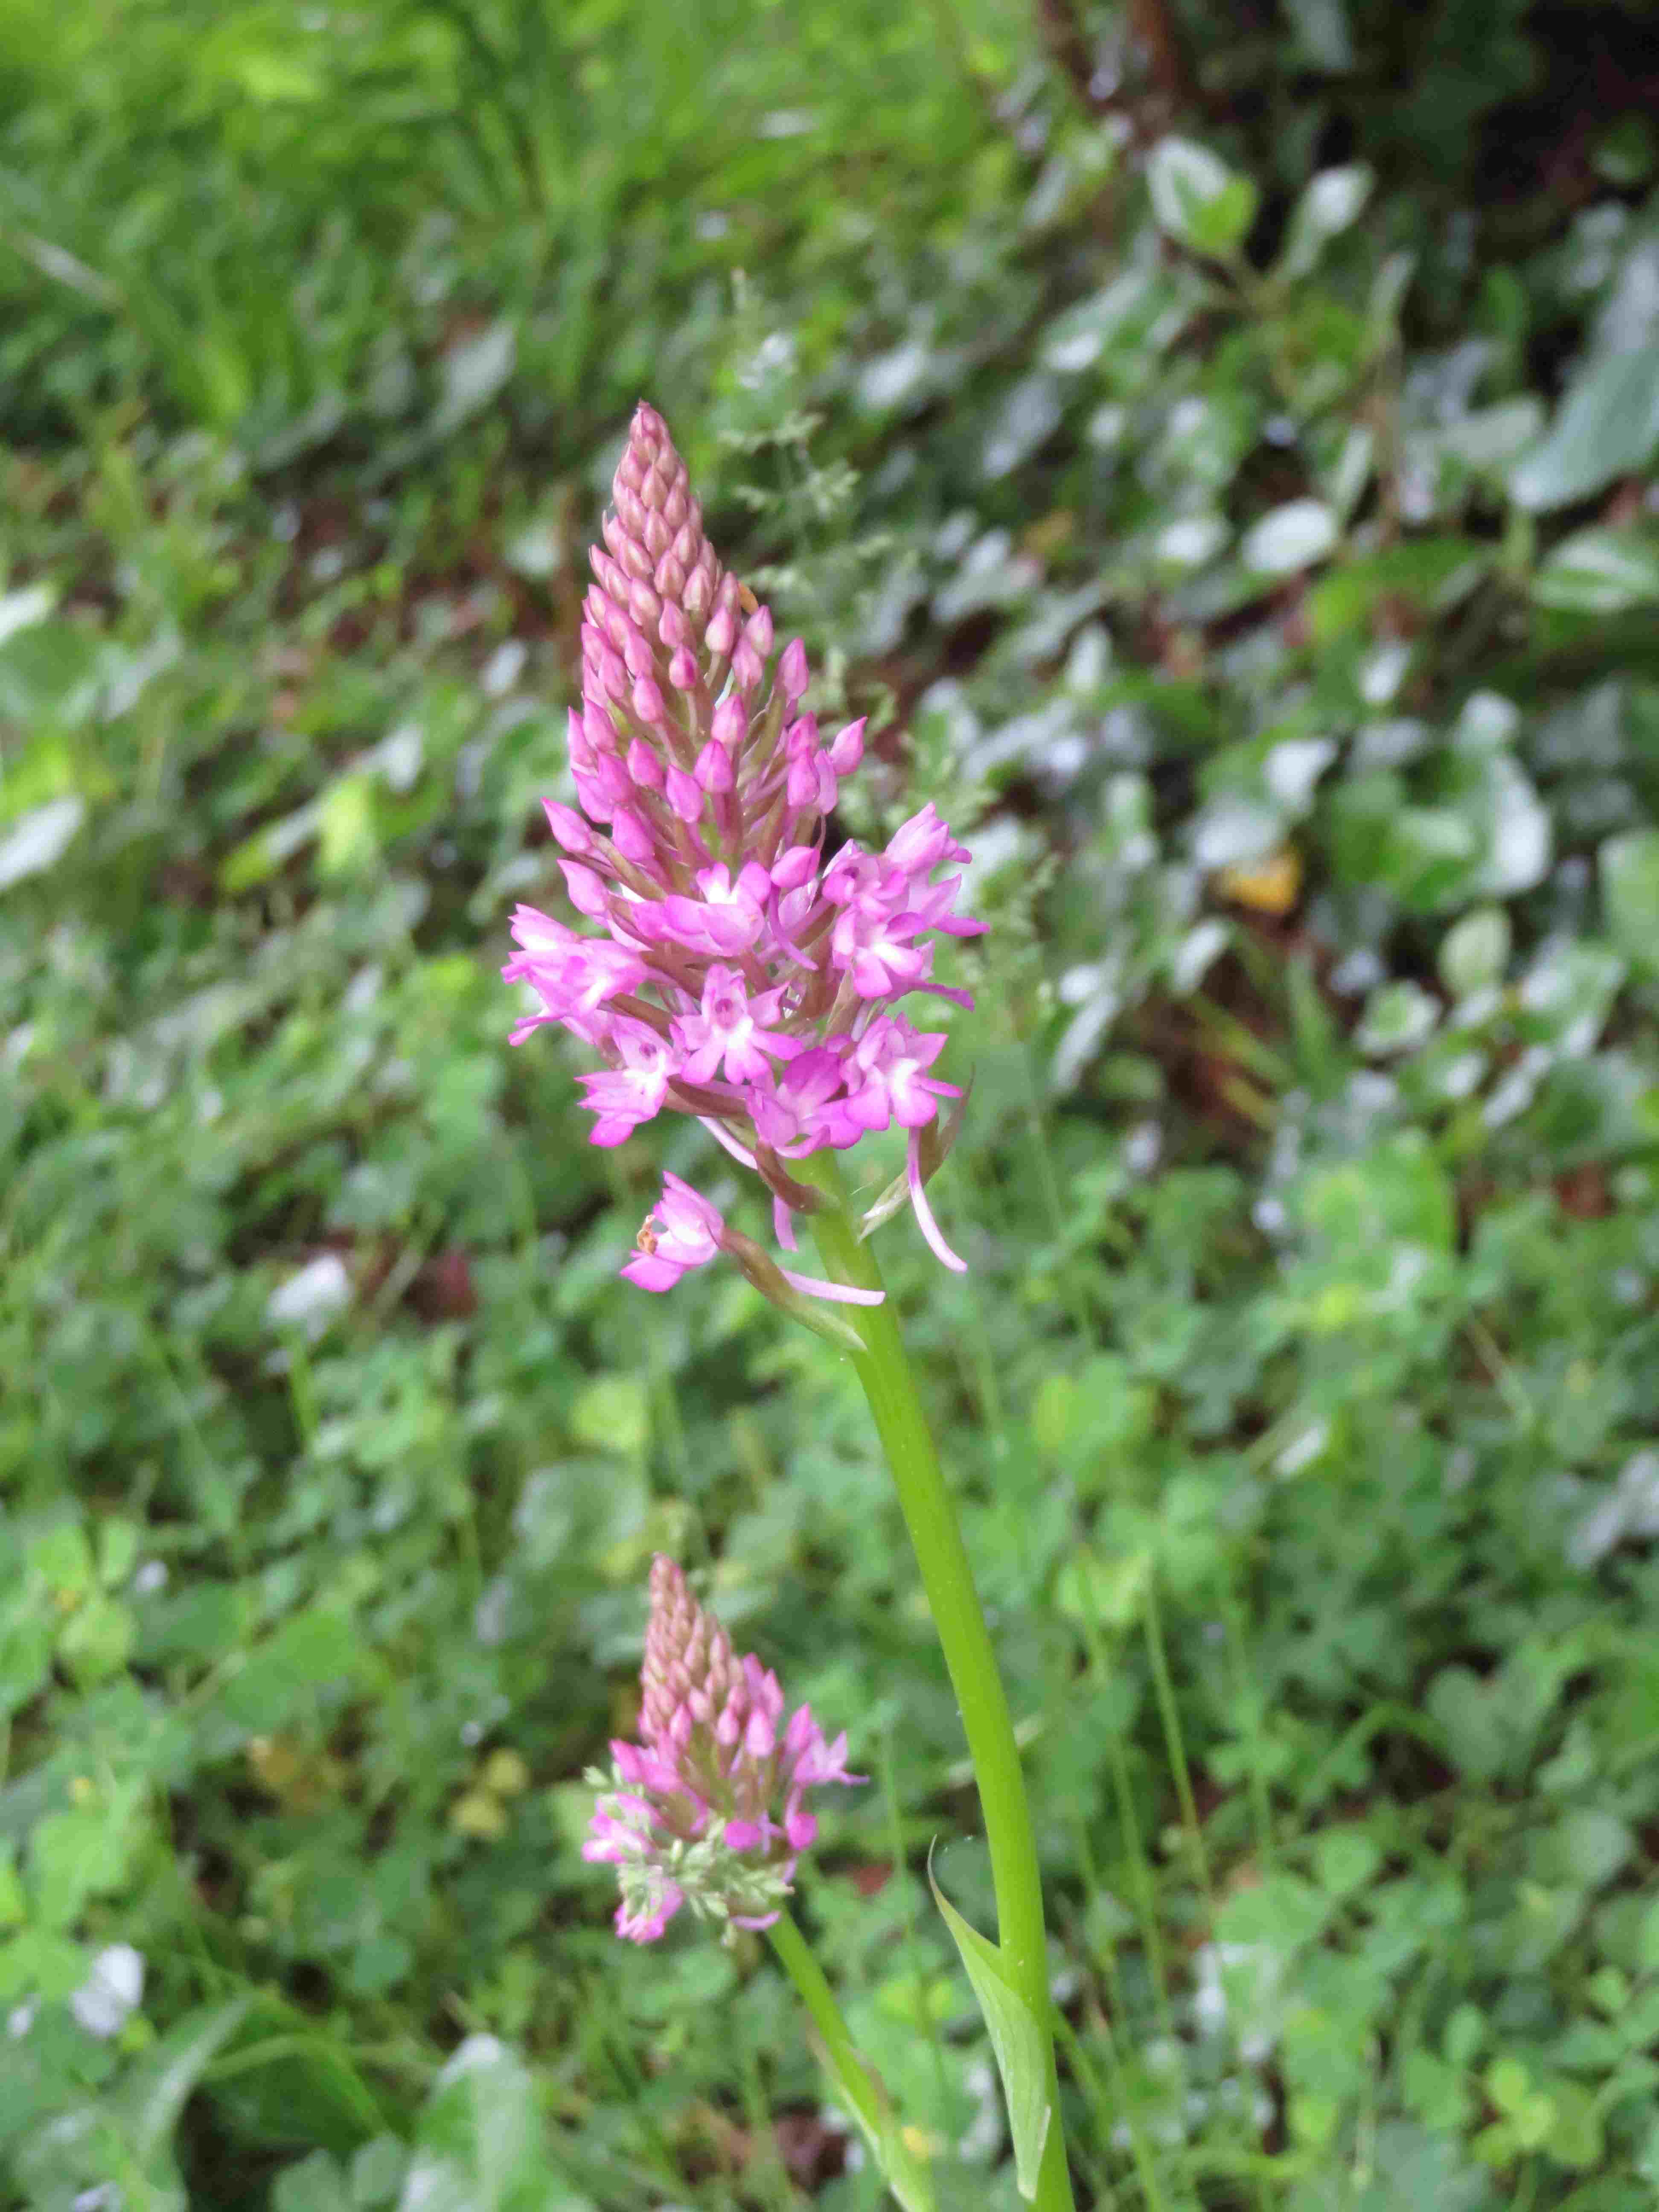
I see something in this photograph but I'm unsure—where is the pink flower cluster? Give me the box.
[504,403,982,1291]
[585,1556,862,1942]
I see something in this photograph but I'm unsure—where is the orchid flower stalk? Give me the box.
[514,405,1074,2210]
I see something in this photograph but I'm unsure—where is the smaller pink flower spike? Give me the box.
[585,1558,863,1941]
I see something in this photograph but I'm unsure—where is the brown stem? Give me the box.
[1033,0,1104,111]
[1033,0,1194,123]
[1127,0,1194,110]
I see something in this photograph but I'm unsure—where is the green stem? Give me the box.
[767,1912,886,2148]
[1082,1616,1174,2040]
[801,1158,1075,2212]
[1143,1581,1214,1908]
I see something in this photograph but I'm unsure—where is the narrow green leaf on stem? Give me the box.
[928,1844,1053,2200]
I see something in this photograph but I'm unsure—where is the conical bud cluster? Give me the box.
[639,1552,738,1745]
[596,401,726,649]
[584,1557,862,1944]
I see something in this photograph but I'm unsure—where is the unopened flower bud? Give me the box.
[696,741,734,795]
[827,718,866,774]
[771,844,818,891]
[627,739,665,793]
[611,808,657,866]
[629,579,662,629]
[779,638,810,702]
[544,800,595,855]
[667,766,704,824]
[561,860,610,917]
[711,694,748,751]
[632,675,667,725]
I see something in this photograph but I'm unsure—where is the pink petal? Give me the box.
[906,1128,966,1272]
[622,1252,682,1292]
[778,1267,885,1307]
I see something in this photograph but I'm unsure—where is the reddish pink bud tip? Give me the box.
[696,741,734,795]
[626,739,664,793]
[632,675,666,724]
[543,800,594,855]
[711,694,748,750]
[610,809,656,866]
[780,638,810,701]
[667,766,704,824]
[828,718,866,774]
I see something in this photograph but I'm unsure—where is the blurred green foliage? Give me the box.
[2,0,1658,2206]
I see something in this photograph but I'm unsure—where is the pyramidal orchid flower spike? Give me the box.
[585,1556,862,1943]
[525,405,1076,2212]
[503,402,983,1304]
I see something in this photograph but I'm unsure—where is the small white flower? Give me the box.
[70,1945,144,2039]
[266,1253,351,1335]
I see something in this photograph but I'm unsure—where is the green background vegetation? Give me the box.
[3,1,1658,2205]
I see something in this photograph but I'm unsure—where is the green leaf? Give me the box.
[1510,349,1659,512]
[0,1849,23,1932]
[1355,981,1438,1058]
[1600,830,1659,973]
[397,2035,579,2212]
[569,1375,650,1459]
[1592,113,1656,186]
[0,795,86,891]
[1147,138,1258,262]
[1279,0,1353,70]
[1278,165,1373,281]
[1444,2003,1485,2068]
[812,2036,937,2212]
[55,1592,134,1687]
[1637,1896,1659,1974]
[115,1997,251,2171]
[272,2152,354,2212]
[1439,906,1511,996]
[928,1846,1053,2201]
[218,1606,361,1733]
[317,774,381,877]
[1314,1827,1381,1898]
[1542,2075,1604,2170]
[1054,1544,1153,1630]
[1242,499,1338,576]
[29,1796,143,1930]
[1532,528,1659,614]
[219,799,322,891]
[1307,538,1487,641]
